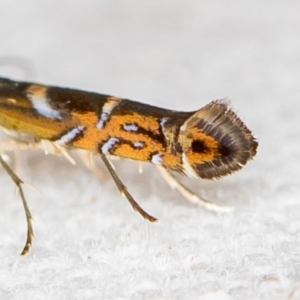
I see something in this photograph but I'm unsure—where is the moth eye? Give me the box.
[191,140,209,154]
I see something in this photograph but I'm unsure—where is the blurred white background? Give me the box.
[0,1,300,299]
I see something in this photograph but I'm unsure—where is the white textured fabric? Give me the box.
[0,1,300,299]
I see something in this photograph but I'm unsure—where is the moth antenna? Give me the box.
[0,155,34,256]
[157,166,233,213]
[100,153,157,223]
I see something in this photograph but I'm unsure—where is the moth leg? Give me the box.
[78,151,106,180]
[138,162,143,174]
[100,153,157,222]
[157,166,233,213]
[0,155,34,255]
[43,141,76,165]
[0,139,37,152]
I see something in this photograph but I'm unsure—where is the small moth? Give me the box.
[0,77,258,255]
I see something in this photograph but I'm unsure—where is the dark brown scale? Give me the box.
[184,100,258,179]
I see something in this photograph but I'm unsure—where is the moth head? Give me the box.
[178,100,258,179]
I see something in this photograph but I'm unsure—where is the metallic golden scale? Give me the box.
[0,77,258,255]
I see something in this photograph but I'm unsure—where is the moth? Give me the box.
[0,77,258,255]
